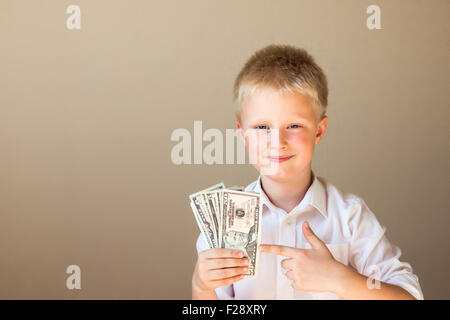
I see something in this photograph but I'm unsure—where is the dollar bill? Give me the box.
[221,190,262,276]
[189,183,262,276]
[189,183,225,248]
[190,200,214,249]
[228,186,244,191]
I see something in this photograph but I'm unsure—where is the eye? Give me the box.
[255,125,269,130]
[288,124,303,129]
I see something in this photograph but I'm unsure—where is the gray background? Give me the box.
[0,0,449,299]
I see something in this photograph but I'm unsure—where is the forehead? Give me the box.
[240,87,316,123]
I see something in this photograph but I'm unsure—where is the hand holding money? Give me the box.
[189,183,262,277]
[192,248,250,293]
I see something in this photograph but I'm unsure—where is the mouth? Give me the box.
[266,155,294,163]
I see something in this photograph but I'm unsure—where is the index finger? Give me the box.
[260,244,297,258]
[203,248,245,259]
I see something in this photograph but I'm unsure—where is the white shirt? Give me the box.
[195,171,424,300]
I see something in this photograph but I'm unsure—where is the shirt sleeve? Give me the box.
[348,198,424,300]
[195,234,235,299]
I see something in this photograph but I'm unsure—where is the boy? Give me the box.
[192,44,423,299]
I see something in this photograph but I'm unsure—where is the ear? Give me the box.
[236,120,245,141]
[315,115,328,144]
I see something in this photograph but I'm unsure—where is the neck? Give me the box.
[260,168,313,214]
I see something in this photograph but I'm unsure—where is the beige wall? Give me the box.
[0,0,449,299]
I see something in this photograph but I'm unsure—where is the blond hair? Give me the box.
[233,44,328,123]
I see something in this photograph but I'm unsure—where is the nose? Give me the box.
[268,128,288,151]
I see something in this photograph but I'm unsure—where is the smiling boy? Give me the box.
[192,44,423,300]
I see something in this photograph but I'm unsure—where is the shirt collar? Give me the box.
[252,171,328,218]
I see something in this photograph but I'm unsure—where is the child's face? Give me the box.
[237,87,327,181]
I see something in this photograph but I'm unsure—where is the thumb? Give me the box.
[302,221,326,250]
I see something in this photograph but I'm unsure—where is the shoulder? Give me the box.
[318,176,382,234]
[319,176,364,209]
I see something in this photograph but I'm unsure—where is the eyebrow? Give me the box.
[249,116,311,124]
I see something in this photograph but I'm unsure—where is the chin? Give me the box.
[259,166,296,181]
[257,161,309,182]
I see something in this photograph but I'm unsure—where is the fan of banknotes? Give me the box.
[189,183,262,276]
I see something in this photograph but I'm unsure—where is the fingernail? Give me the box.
[238,251,244,257]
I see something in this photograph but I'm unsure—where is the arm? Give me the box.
[346,199,423,300]
[260,221,422,300]
[334,263,417,300]
[192,284,219,300]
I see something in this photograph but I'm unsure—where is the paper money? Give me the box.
[189,183,262,276]
[189,183,224,248]
[221,190,261,276]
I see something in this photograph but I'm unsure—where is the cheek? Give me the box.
[245,135,271,169]
[288,134,316,162]
[246,134,269,154]
[289,134,312,149]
